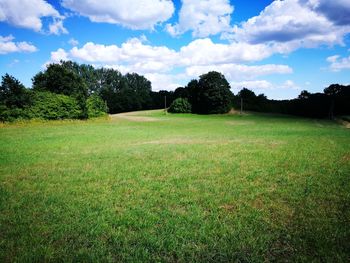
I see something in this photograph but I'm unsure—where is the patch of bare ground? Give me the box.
[133,137,285,147]
[225,120,256,126]
[110,112,159,122]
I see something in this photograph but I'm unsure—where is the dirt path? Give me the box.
[110,111,160,122]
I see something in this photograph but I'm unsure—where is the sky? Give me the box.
[1,0,350,100]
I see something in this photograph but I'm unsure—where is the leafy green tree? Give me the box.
[0,74,32,121]
[32,63,88,118]
[125,73,152,110]
[174,87,189,99]
[168,98,192,113]
[98,68,127,113]
[86,95,108,118]
[195,71,232,114]
[0,74,31,109]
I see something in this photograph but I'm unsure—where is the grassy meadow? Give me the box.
[0,110,349,262]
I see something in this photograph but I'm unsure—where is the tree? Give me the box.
[0,74,31,109]
[298,90,311,100]
[32,63,88,118]
[194,71,232,114]
[173,87,189,99]
[125,73,152,110]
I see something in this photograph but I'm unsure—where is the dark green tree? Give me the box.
[125,73,152,110]
[195,71,232,114]
[0,74,31,109]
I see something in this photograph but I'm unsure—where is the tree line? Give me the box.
[167,73,349,119]
[1,60,349,121]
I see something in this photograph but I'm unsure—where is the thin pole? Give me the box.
[164,95,167,114]
[240,97,243,115]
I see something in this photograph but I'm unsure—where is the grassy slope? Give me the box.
[0,111,349,262]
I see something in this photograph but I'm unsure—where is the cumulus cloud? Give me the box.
[327,54,350,71]
[226,0,350,53]
[185,63,292,81]
[305,0,350,26]
[49,19,68,35]
[231,79,300,94]
[144,73,184,91]
[0,0,67,34]
[45,35,296,91]
[69,38,79,46]
[61,0,174,30]
[178,38,274,65]
[0,35,37,54]
[69,37,179,72]
[231,80,274,91]
[166,0,233,37]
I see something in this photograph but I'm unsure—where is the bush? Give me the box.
[28,91,82,120]
[86,95,108,118]
[0,105,31,122]
[168,98,192,113]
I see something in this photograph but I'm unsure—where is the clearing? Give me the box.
[0,110,349,262]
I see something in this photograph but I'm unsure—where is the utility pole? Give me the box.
[240,97,243,115]
[164,95,167,114]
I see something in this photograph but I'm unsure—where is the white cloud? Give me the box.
[185,63,292,81]
[281,80,300,90]
[0,0,66,34]
[231,79,300,93]
[166,0,233,37]
[327,54,350,71]
[178,38,273,65]
[0,35,37,54]
[45,36,296,91]
[69,38,79,46]
[50,48,69,63]
[49,19,68,35]
[231,80,274,91]
[144,73,184,91]
[69,37,179,72]
[226,0,350,53]
[61,0,174,30]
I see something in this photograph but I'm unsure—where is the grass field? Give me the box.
[0,110,349,262]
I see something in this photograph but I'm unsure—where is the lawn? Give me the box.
[0,110,349,262]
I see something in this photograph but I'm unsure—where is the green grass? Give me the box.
[0,110,349,262]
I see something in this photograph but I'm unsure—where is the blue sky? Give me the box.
[1,0,350,99]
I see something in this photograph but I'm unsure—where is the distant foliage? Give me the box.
[169,72,233,114]
[168,98,192,113]
[87,95,108,118]
[1,61,349,121]
[29,91,82,120]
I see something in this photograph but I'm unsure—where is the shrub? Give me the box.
[28,91,82,120]
[0,105,31,122]
[86,95,108,118]
[168,98,192,113]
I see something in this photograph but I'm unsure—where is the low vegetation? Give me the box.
[0,111,349,261]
